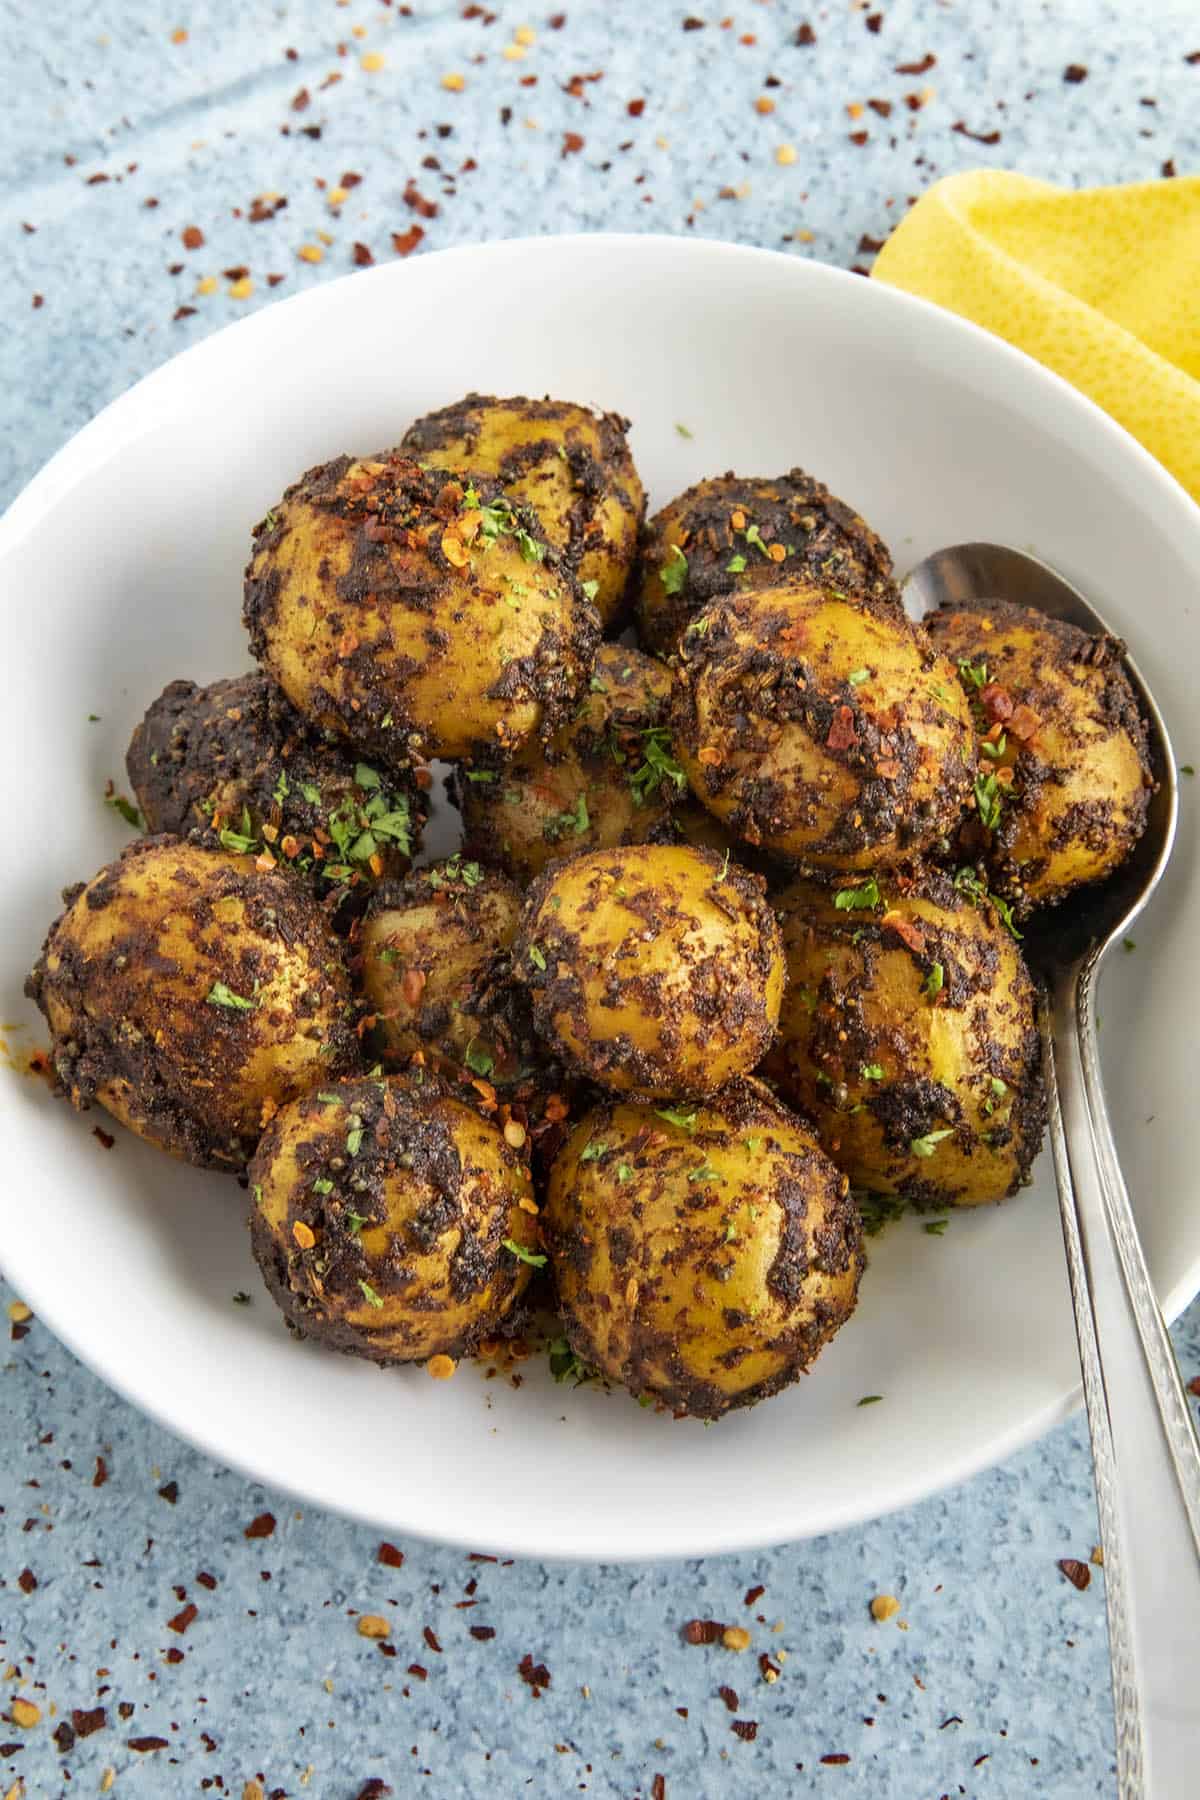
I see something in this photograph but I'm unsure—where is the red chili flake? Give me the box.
[981,682,1014,724]
[1008,703,1041,741]
[867,98,892,117]
[54,1721,77,1752]
[267,273,286,287]
[795,23,816,46]
[563,131,585,157]
[1058,1558,1091,1590]
[1063,64,1088,83]
[164,1647,184,1665]
[1188,1376,1200,1396]
[821,1752,850,1764]
[627,98,645,116]
[939,1714,964,1729]
[286,46,298,61]
[181,224,205,249]
[896,52,936,73]
[1163,160,1178,178]
[118,1702,135,1720]
[378,1541,405,1567]
[731,1720,759,1742]
[468,1552,498,1563]
[93,1456,108,1488]
[172,306,197,321]
[168,1603,198,1634]
[86,172,110,184]
[858,232,885,252]
[549,11,566,25]
[469,1625,496,1640]
[244,1511,276,1539]
[342,171,362,188]
[682,15,706,28]
[651,1778,666,1800]
[157,1481,179,1505]
[849,130,869,145]
[22,221,37,232]
[407,1663,428,1680]
[392,225,425,257]
[18,1568,37,1593]
[865,11,882,31]
[403,180,439,219]
[518,1652,552,1695]
[953,121,1002,144]
[880,911,926,953]
[355,1782,394,1800]
[31,292,45,310]
[196,1572,217,1590]
[975,1754,991,1767]
[683,1619,724,1645]
[347,242,374,270]
[718,1685,739,1712]
[72,1707,106,1737]
[826,705,859,751]
[291,86,311,110]
[128,1736,169,1752]
[423,1626,443,1654]
[744,1585,765,1607]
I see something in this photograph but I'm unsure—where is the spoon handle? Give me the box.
[1044,965,1200,1800]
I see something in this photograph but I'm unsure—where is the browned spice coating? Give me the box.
[635,468,900,656]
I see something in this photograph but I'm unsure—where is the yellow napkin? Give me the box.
[871,170,1200,507]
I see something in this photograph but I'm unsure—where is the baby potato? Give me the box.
[249,1074,540,1363]
[27,838,356,1172]
[358,856,521,1080]
[543,1078,864,1417]
[244,454,598,764]
[514,843,784,1098]
[636,469,898,656]
[766,869,1045,1208]
[402,393,645,630]
[126,672,427,920]
[672,581,976,868]
[924,597,1151,914]
[455,645,679,883]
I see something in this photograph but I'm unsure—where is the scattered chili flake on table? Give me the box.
[181,224,205,249]
[72,1707,106,1738]
[821,1751,851,1764]
[683,1618,724,1644]
[17,1569,37,1594]
[168,1602,198,1634]
[392,225,425,256]
[1058,1558,1091,1590]
[244,1511,276,1539]
[744,1584,765,1607]
[731,1719,759,1741]
[469,1624,496,1641]
[128,1736,169,1752]
[378,1541,405,1567]
[896,53,936,74]
[518,1652,552,1695]
[1063,63,1088,82]
[157,1480,179,1504]
[718,1685,739,1712]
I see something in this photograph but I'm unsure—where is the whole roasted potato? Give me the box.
[543,1078,863,1417]
[514,843,784,1098]
[924,597,1151,914]
[454,645,679,883]
[402,393,645,631]
[357,856,521,1079]
[27,838,356,1171]
[244,454,598,764]
[766,869,1045,1208]
[249,1074,539,1364]
[635,469,898,656]
[126,672,427,919]
[672,581,976,867]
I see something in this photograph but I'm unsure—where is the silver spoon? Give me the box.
[902,543,1198,1800]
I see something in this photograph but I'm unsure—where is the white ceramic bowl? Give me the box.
[2,234,1197,1561]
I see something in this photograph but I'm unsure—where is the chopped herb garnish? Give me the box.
[345,1117,365,1157]
[847,668,870,686]
[952,865,1022,939]
[989,1076,1008,1097]
[528,944,547,971]
[856,1191,909,1234]
[1123,937,1136,953]
[630,727,687,804]
[301,782,322,804]
[358,1280,384,1310]
[206,981,256,1011]
[580,1140,608,1162]
[502,1237,547,1268]
[617,1164,633,1183]
[580,578,600,602]
[345,1211,369,1235]
[105,791,143,829]
[980,733,1007,760]
[589,675,608,693]
[923,1219,950,1236]
[675,421,693,439]
[959,658,988,688]
[233,1290,252,1305]
[973,770,1004,832]
[1182,764,1195,776]
[312,1178,334,1196]
[929,682,952,704]
[744,1135,762,1152]
[273,768,290,804]
[688,1162,720,1184]
[922,962,944,1000]
[548,1337,595,1385]
[742,521,771,559]
[355,763,380,790]
[544,792,590,842]
[857,1394,884,1407]
[219,824,258,855]
[655,1107,698,1131]
[860,1063,884,1081]
[464,1040,494,1078]
[726,553,748,574]
[466,769,495,783]
[316,1091,342,1105]
[252,1183,263,1208]
[660,543,689,595]
[724,1222,738,1243]
[910,1128,954,1158]
[719,848,731,880]
[87,712,101,722]
[833,877,881,912]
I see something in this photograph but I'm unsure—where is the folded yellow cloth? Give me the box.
[871,170,1200,507]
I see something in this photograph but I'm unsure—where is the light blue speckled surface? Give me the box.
[3,3,1199,1795]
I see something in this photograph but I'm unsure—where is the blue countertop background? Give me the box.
[3,3,1199,1795]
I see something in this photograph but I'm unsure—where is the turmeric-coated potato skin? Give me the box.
[766,870,1045,1207]
[358,857,521,1079]
[249,1075,538,1364]
[635,469,899,657]
[402,393,645,631]
[543,1079,864,1417]
[27,838,357,1172]
[924,597,1151,915]
[126,671,426,919]
[672,581,976,868]
[455,645,678,883]
[243,453,598,764]
[514,843,784,1098]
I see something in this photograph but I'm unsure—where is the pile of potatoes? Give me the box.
[28,393,1152,1420]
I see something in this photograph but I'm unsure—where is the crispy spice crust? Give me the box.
[545,1078,864,1418]
[637,468,900,654]
[26,837,358,1172]
[515,847,783,1098]
[249,1076,529,1364]
[243,454,599,765]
